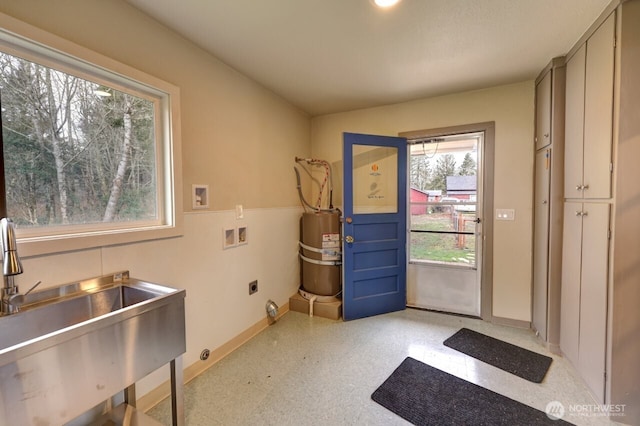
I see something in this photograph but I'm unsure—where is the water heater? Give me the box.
[299,211,341,296]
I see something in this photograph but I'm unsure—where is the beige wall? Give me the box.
[0,0,309,400]
[0,0,309,211]
[311,82,535,321]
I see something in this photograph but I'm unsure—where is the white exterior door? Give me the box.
[407,132,484,317]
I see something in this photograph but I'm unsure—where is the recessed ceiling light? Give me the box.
[373,0,401,8]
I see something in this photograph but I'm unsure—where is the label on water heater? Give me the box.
[322,233,341,261]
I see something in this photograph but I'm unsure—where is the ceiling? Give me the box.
[126,0,611,116]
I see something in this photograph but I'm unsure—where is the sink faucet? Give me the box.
[1,218,25,315]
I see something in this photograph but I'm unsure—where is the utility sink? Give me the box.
[0,278,171,352]
[0,271,186,425]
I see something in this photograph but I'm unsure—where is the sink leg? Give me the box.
[124,383,137,408]
[170,356,184,426]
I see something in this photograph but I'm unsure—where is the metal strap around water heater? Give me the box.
[298,241,341,257]
[298,252,342,266]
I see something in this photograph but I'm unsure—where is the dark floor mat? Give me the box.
[443,328,552,383]
[371,357,573,426]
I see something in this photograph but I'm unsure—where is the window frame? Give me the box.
[0,12,183,257]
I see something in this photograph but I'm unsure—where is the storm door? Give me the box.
[407,131,484,316]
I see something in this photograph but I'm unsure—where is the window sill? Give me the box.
[18,219,183,258]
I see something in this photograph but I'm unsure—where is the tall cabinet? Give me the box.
[560,2,640,421]
[532,58,565,352]
[560,10,615,404]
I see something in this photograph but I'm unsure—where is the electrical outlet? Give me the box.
[249,280,258,295]
[496,208,515,221]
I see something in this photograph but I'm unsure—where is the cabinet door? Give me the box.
[535,71,552,150]
[578,203,609,402]
[564,45,586,199]
[560,202,583,366]
[532,149,551,339]
[583,13,615,199]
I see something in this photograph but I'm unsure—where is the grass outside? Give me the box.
[410,211,476,265]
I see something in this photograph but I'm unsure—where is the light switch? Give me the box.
[236,204,244,219]
[496,209,515,221]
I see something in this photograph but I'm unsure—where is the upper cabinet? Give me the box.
[564,13,615,200]
[564,44,586,199]
[535,70,552,150]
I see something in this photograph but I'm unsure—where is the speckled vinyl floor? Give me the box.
[148,309,622,426]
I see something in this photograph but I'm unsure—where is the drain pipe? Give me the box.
[308,294,317,317]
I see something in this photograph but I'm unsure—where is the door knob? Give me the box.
[345,235,354,243]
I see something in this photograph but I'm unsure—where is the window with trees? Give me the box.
[0,22,181,254]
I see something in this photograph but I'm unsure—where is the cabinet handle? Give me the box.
[583,184,589,190]
[542,200,548,204]
[544,133,550,138]
[576,184,584,191]
[575,211,582,216]
[582,211,588,217]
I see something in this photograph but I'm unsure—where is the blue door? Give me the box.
[343,132,407,320]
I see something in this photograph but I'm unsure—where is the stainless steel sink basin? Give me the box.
[1,277,174,353]
[0,271,186,425]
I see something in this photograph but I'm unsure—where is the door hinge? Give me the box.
[608,229,612,240]
[610,163,613,173]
